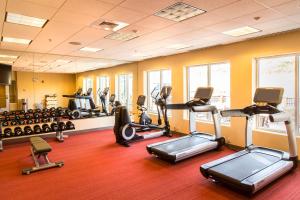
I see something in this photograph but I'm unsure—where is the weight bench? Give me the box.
[22,137,64,175]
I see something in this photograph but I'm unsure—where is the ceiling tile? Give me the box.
[62,0,115,18]
[253,17,298,31]
[0,42,29,51]
[2,22,41,40]
[287,13,300,23]
[254,0,293,7]
[273,0,300,16]
[52,8,99,25]
[233,8,284,25]
[134,15,175,30]
[179,12,226,28]
[27,21,83,53]
[7,0,57,19]
[210,0,266,21]
[96,0,124,5]
[102,6,148,24]
[24,0,66,8]
[182,0,238,11]
[120,0,177,14]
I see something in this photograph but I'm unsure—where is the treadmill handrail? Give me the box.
[269,112,291,123]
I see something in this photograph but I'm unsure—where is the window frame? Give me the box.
[186,61,231,125]
[117,73,133,111]
[146,69,172,114]
[96,76,110,106]
[254,53,299,135]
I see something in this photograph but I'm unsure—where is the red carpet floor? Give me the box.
[1,129,300,200]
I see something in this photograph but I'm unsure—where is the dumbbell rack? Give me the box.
[0,117,74,151]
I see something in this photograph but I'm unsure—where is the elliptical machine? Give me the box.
[97,87,121,116]
[114,86,172,147]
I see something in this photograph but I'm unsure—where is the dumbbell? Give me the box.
[18,120,25,125]
[4,128,13,137]
[27,119,34,124]
[15,115,20,120]
[35,108,41,113]
[28,109,33,114]
[5,116,10,121]
[11,111,16,115]
[58,122,66,131]
[10,120,18,126]
[50,122,59,132]
[50,111,56,118]
[50,107,56,112]
[42,108,49,113]
[42,124,51,133]
[24,126,33,135]
[66,121,75,130]
[14,127,23,136]
[42,112,48,118]
[33,112,40,119]
[71,110,80,119]
[33,125,42,134]
[34,118,41,124]
[20,110,25,115]
[24,113,31,119]
[2,120,8,126]
[2,111,8,116]
[56,107,62,111]
[41,118,49,123]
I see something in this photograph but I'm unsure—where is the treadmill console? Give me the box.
[188,87,213,106]
[137,95,146,106]
[254,87,284,107]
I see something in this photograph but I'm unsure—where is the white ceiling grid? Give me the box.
[0,0,298,73]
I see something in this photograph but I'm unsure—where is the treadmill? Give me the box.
[146,87,225,163]
[200,87,298,194]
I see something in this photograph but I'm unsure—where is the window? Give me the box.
[116,74,133,111]
[256,55,296,133]
[82,78,93,94]
[147,69,172,113]
[96,76,109,106]
[187,62,230,124]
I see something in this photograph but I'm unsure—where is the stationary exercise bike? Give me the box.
[114,86,172,147]
[136,95,152,125]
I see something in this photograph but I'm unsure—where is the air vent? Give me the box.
[105,32,138,41]
[91,20,128,31]
[155,2,206,22]
[69,41,82,45]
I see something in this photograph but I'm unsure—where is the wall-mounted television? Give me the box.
[0,64,12,85]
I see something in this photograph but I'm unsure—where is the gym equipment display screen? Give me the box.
[0,64,12,85]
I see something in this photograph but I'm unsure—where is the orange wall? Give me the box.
[76,29,300,155]
[17,72,76,109]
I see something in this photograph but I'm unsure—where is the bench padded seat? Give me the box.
[30,137,52,154]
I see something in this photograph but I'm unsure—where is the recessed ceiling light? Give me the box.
[55,59,71,64]
[69,41,82,45]
[91,20,129,32]
[80,47,103,52]
[155,2,206,22]
[0,54,18,59]
[105,32,138,41]
[167,44,192,50]
[2,37,31,45]
[222,26,261,37]
[6,12,48,28]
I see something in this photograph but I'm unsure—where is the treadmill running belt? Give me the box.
[208,152,281,182]
[152,136,210,154]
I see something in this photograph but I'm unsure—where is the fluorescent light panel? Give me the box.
[0,60,14,64]
[91,20,129,32]
[2,37,31,45]
[105,32,138,41]
[6,12,48,28]
[222,26,261,37]
[155,2,206,22]
[0,54,18,59]
[80,47,103,52]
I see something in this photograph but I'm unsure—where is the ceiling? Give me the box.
[0,0,299,73]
